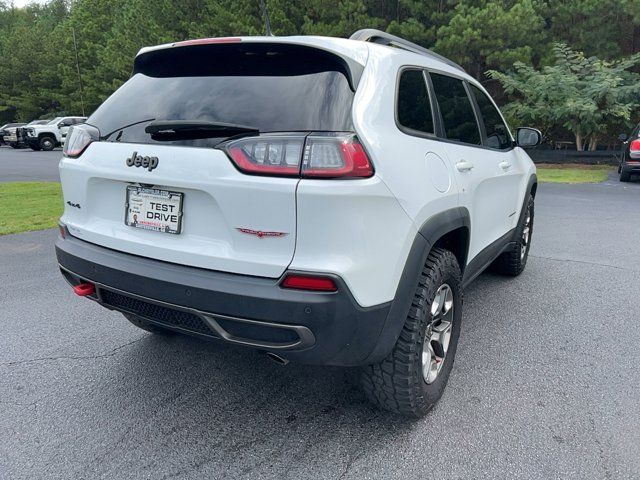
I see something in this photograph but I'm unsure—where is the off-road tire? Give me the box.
[491,195,534,276]
[123,313,175,335]
[39,135,56,151]
[361,248,463,417]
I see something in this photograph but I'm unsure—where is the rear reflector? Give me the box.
[73,283,95,296]
[281,274,338,292]
[221,133,373,179]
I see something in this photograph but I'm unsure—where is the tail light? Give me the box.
[222,133,373,179]
[281,273,338,292]
[629,139,640,159]
[226,134,303,176]
[63,124,100,158]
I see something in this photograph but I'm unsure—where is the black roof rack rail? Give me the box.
[349,28,466,74]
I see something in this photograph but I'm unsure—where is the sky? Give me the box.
[11,0,50,7]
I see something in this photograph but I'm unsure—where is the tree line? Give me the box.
[1,0,640,149]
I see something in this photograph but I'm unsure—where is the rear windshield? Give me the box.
[88,43,359,148]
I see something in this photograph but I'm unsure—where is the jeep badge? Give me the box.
[126,151,159,172]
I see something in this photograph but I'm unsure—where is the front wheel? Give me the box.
[39,136,56,151]
[491,195,534,276]
[361,248,463,417]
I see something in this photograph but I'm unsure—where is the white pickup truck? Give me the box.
[24,116,87,151]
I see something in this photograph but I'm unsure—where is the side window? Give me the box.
[397,69,434,135]
[430,73,481,145]
[471,85,512,150]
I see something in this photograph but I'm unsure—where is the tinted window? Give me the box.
[397,69,434,134]
[89,43,356,148]
[471,85,511,149]
[430,73,480,145]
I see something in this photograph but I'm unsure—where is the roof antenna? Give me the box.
[259,0,274,36]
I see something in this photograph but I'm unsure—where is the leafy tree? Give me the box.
[542,0,639,59]
[488,43,640,150]
[0,0,640,150]
[434,0,550,81]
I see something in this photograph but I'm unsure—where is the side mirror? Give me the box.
[516,127,542,148]
[58,122,66,128]
[618,133,628,142]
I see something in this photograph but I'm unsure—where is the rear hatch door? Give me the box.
[59,40,360,278]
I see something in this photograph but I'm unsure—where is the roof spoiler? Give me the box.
[350,28,466,74]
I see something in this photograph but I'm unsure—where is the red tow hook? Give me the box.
[73,282,95,297]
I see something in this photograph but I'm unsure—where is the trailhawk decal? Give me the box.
[236,228,288,239]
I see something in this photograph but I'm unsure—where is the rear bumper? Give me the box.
[622,162,640,175]
[55,231,392,366]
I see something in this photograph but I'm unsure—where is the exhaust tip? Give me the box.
[265,352,289,366]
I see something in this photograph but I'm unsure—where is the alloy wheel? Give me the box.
[422,283,454,384]
[520,206,532,260]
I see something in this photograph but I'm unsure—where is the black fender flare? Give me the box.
[362,207,470,364]
[510,173,537,243]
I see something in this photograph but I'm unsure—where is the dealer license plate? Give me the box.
[125,186,184,234]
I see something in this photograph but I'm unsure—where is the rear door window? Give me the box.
[396,69,434,135]
[430,73,481,146]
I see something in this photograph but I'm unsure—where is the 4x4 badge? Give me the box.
[126,151,159,172]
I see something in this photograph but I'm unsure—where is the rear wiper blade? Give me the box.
[145,120,259,138]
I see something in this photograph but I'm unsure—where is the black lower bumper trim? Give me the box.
[55,233,391,366]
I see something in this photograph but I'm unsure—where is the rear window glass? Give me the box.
[88,43,358,147]
[397,69,434,135]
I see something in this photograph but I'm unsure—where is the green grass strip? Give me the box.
[0,182,63,235]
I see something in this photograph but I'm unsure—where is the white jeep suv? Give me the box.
[56,30,539,417]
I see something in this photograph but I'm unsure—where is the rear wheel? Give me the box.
[9,143,19,149]
[620,170,631,182]
[39,135,56,151]
[491,195,534,276]
[123,313,175,335]
[361,248,463,417]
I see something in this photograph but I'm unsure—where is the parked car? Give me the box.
[0,122,26,146]
[24,116,87,151]
[618,125,640,181]
[8,119,51,149]
[55,30,540,417]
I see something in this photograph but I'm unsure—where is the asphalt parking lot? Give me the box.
[1,150,639,479]
[0,146,61,181]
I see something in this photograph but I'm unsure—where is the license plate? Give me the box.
[125,186,184,234]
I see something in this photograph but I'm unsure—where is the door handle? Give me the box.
[499,161,512,171]
[456,160,474,172]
